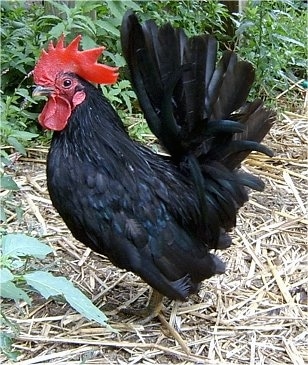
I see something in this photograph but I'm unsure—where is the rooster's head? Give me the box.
[33,35,119,131]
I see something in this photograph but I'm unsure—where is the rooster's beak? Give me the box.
[33,86,55,97]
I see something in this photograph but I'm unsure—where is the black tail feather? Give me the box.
[211,53,255,120]
[121,11,275,249]
[121,11,274,162]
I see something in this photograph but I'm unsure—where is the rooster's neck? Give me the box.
[49,83,150,177]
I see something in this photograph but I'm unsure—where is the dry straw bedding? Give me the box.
[1,108,307,364]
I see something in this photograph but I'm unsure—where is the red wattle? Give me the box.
[39,95,71,131]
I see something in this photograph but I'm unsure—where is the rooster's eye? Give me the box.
[63,79,72,88]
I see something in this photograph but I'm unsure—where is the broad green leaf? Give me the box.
[1,234,53,259]
[124,1,142,11]
[80,34,97,50]
[0,175,19,191]
[105,1,124,20]
[0,333,20,361]
[49,23,66,38]
[96,20,120,37]
[25,272,62,298]
[0,281,31,304]
[10,130,39,140]
[25,271,108,326]
[7,136,26,156]
[0,268,14,283]
[0,152,11,165]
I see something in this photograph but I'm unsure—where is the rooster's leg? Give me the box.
[121,289,164,324]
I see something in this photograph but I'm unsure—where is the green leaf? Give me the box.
[235,20,254,36]
[123,94,132,114]
[0,206,6,222]
[0,333,20,361]
[1,234,53,259]
[9,130,39,141]
[80,34,97,50]
[46,0,70,17]
[103,51,126,67]
[49,22,66,38]
[275,34,305,47]
[124,1,142,11]
[38,15,62,21]
[0,176,19,191]
[0,268,14,283]
[74,15,96,35]
[0,152,11,165]
[0,281,31,304]
[118,80,131,89]
[7,136,26,155]
[96,20,120,37]
[105,1,125,20]
[25,271,108,326]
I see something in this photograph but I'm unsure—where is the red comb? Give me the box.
[33,35,119,85]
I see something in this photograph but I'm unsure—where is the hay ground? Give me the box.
[1,104,307,364]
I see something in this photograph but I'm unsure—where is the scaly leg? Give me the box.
[121,289,164,324]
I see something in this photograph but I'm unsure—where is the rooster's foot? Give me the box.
[120,289,164,324]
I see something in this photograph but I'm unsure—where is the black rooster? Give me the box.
[33,11,274,321]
